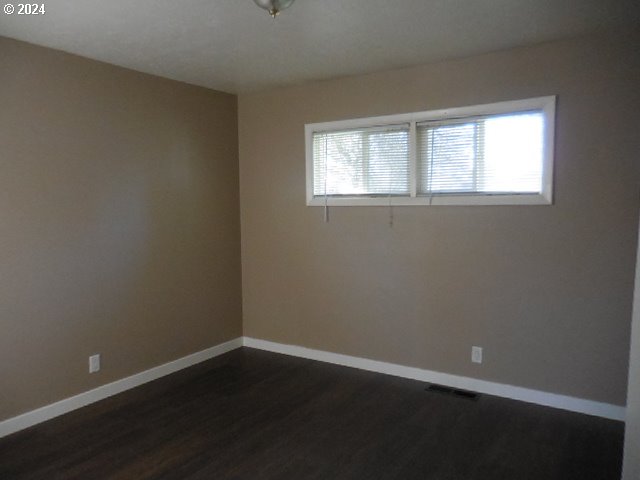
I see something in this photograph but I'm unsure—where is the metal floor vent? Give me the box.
[426,384,480,401]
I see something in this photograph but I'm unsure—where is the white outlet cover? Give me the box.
[472,346,483,364]
[89,354,101,373]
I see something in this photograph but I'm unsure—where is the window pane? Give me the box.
[313,127,409,196]
[418,122,478,193]
[483,113,543,193]
[418,111,544,195]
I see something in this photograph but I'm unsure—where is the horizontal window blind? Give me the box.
[313,125,410,197]
[417,111,544,195]
[306,96,555,206]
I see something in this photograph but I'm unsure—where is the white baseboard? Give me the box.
[243,337,626,422]
[0,335,624,440]
[0,337,243,439]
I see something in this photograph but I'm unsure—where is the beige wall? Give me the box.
[623,219,640,478]
[0,37,242,421]
[239,32,640,405]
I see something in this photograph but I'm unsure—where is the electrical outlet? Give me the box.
[89,354,101,373]
[471,346,483,364]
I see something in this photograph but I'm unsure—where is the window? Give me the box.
[305,96,555,206]
[312,126,410,197]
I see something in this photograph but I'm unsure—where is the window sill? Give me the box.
[307,193,552,207]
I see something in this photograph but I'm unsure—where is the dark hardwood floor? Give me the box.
[0,348,624,479]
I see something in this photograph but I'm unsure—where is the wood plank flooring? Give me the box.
[0,347,624,479]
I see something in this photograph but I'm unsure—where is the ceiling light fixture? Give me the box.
[253,0,295,18]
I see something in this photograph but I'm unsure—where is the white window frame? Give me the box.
[305,96,556,207]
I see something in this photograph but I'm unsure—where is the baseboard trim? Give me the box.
[0,335,624,439]
[0,337,243,439]
[242,337,626,422]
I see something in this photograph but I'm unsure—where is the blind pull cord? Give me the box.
[388,194,394,228]
[324,195,329,223]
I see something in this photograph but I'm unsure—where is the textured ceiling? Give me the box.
[0,0,638,93]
